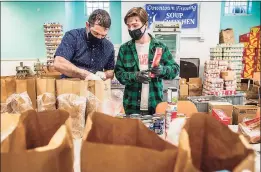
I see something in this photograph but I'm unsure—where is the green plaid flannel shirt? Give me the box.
[115,34,180,115]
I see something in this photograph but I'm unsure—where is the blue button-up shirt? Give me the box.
[55,28,115,78]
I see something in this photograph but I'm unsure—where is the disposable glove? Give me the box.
[136,70,150,84]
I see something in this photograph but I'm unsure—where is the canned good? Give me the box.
[142,119,154,131]
[152,115,165,138]
[130,114,142,119]
[142,115,153,120]
[167,87,178,105]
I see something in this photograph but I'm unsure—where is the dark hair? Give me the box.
[88,9,111,29]
[124,7,148,25]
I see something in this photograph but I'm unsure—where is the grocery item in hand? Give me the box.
[150,47,162,78]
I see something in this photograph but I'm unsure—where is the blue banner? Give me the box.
[145,4,198,29]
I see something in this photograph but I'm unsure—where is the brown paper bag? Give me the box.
[86,80,111,118]
[16,78,37,109]
[81,112,178,172]
[56,79,88,139]
[36,78,56,112]
[1,109,74,172]
[219,28,235,44]
[87,80,111,101]
[179,113,255,171]
[1,77,16,103]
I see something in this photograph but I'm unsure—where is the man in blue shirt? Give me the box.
[54,9,115,80]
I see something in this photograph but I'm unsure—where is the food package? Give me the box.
[204,69,221,74]
[204,81,224,88]
[36,78,56,112]
[57,94,86,139]
[218,60,229,66]
[238,117,260,143]
[1,109,74,172]
[56,79,88,139]
[96,89,123,117]
[205,78,224,84]
[212,109,231,125]
[5,92,33,114]
[150,47,162,78]
[205,60,219,65]
[203,73,220,79]
[1,103,7,114]
[219,28,235,44]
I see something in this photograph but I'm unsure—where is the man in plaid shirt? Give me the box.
[115,7,180,115]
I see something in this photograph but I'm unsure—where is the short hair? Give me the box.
[88,9,111,28]
[124,7,148,25]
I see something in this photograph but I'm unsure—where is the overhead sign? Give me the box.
[145,3,198,28]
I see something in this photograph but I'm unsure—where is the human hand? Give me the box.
[136,70,150,84]
[151,65,164,77]
[95,71,106,80]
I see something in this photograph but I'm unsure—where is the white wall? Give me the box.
[1,45,121,76]
[1,59,39,76]
[121,1,221,77]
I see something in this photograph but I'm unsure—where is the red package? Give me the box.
[212,109,231,125]
[150,48,162,78]
[238,117,260,143]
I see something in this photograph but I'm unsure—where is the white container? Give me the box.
[167,87,178,104]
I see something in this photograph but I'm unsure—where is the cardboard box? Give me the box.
[208,102,233,124]
[233,105,258,125]
[179,84,188,96]
[221,71,235,81]
[212,109,232,126]
[179,78,187,85]
[187,78,202,96]
[239,33,250,43]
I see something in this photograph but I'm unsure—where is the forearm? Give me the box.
[162,63,180,80]
[105,70,114,80]
[54,56,90,79]
[115,69,137,85]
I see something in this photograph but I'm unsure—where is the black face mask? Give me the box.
[87,31,103,46]
[128,24,146,40]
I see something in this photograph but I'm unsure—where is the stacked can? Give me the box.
[118,114,166,139]
[166,87,178,137]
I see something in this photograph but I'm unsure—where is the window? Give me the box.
[224,0,252,15]
[85,0,110,16]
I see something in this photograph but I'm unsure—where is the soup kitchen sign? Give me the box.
[145,3,198,28]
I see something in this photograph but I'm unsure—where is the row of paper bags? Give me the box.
[1,109,256,172]
[1,77,111,139]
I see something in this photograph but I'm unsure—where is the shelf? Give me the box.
[44,33,63,36]
[44,24,63,27]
